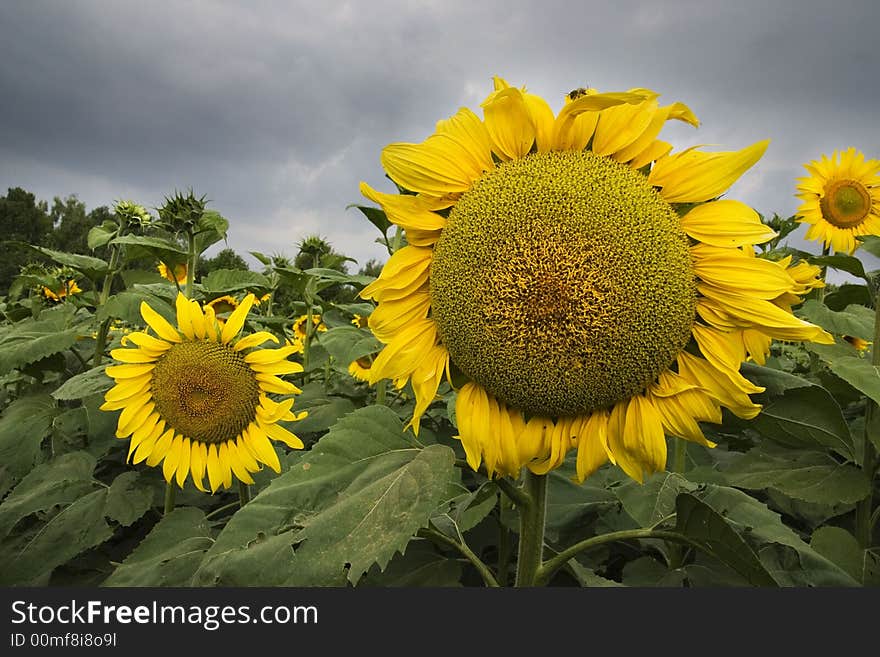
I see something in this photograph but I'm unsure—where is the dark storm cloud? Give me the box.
[1,0,879,273]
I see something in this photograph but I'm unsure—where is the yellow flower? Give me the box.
[844,335,871,352]
[796,148,880,254]
[348,356,373,382]
[293,314,327,340]
[358,77,833,484]
[158,262,188,285]
[41,279,82,302]
[101,293,307,492]
[253,292,272,306]
[205,295,239,316]
[351,313,370,328]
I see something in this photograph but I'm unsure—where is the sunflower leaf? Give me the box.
[197,405,459,586]
[0,305,84,376]
[797,300,874,340]
[201,269,270,294]
[103,507,214,586]
[6,241,109,280]
[0,393,58,483]
[51,364,112,400]
[807,254,868,281]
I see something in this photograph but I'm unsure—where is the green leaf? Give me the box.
[51,364,112,401]
[807,347,880,408]
[110,234,187,264]
[87,224,116,251]
[349,204,391,240]
[857,235,880,258]
[697,484,859,586]
[0,394,58,481]
[824,284,872,311]
[797,300,874,340]
[198,406,459,586]
[0,306,84,376]
[193,210,229,256]
[1,489,113,585]
[616,472,696,528]
[807,254,868,281]
[717,448,870,504]
[293,391,357,435]
[104,471,154,527]
[0,452,97,539]
[362,541,462,587]
[811,526,880,585]
[7,241,109,279]
[97,289,176,326]
[319,326,381,366]
[545,468,617,541]
[201,269,270,294]
[103,508,213,587]
[675,493,777,586]
[740,363,854,459]
[303,267,375,286]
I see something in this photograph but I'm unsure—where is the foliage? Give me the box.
[0,188,876,589]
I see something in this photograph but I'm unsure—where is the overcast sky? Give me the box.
[1,0,878,279]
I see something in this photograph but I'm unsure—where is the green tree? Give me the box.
[47,195,110,256]
[0,187,53,293]
[198,247,250,276]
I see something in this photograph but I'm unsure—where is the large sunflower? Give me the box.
[101,293,306,492]
[795,147,880,254]
[358,78,833,484]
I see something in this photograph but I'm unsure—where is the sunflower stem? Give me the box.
[238,480,251,507]
[514,470,547,587]
[92,226,124,367]
[185,230,196,299]
[672,439,688,474]
[855,290,880,548]
[417,528,499,587]
[535,529,706,586]
[163,482,177,516]
[375,379,387,405]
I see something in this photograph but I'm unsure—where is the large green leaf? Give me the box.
[193,210,229,255]
[0,452,97,539]
[102,507,214,587]
[196,406,459,586]
[717,448,870,504]
[807,346,880,408]
[674,493,777,586]
[292,384,357,434]
[104,471,154,527]
[740,363,854,459]
[811,526,880,586]
[616,472,697,528]
[362,541,462,587]
[97,289,176,326]
[319,327,381,367]
[0,489,113,585]
[807,254,868,281]
[0,394,58,481]
[797,300,874,340]
[0,306,84,376]
[697,485,858,586]
[201,269,270,294]
[7,242,109,279]
[51,364,112,401]
[824,284,872,311]
[110,234,187,264]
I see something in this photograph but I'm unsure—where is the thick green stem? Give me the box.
[238,481,251,507]
[497,495,512,587]
[185,231,196,299]
[673,439,688,474]
[514,471,547,587]
[91,237,123,367]
[856,291,880,548]
[536,529,705,586]
[375,379,387,405]
[816,244,831,304]
[163,482,177,516]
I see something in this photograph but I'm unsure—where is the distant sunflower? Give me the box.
[293,314,327,341]
[796,148,880,254]
[158,262,188,285]
[41,279,81,302]
[359,77,833,483]
[205,295,239,317]
[101,293,307,492]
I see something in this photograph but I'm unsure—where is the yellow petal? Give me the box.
[105,363,155,379]
[692,324,747,373]
[217,442,233,489]
[360,246,432,302]
[104,376,152,403]
[175,294,195,340]
[189,299,207,340]
[264,421,305,450]
[245,423,281,473]
[369,319,437,384]
[454,382,486,473]
[233,331,280,352]
[649,140,770,203]
[575,410,610,483]
[221,294,255,344]
[407,345,449,435]
[360,182,446,232]
[109,348,159,364]
[255,373,302,395]
[434,106,495,174]
[206,443,223,493]
[163,435,183,483]
[244,344,302,364]
[592,98,659,157]
[140,302,181,343]
[381,135,482,196]
[681,200,778,248]
[368,289,432,343]
[116,398,155,437]
[225,441,255,485]
[481,86,536,161]
[190,441,208,492]
[175,438,192,488]
[146,428,175,467]
[677,351,762,420]
[123,331,173,354]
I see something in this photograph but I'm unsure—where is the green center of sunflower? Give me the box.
[429,150,697,417]
[151,341,260,444]
[821,179,871,228]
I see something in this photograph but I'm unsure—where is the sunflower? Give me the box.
[292,314,327,341]
[41,279,82,302]
[158,262,188,285]
[205,294,239,317]
[796,148,880,254]
[101,293,307,492]
[358,77,833,483]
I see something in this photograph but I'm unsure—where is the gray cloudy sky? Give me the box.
[1,0,879,277]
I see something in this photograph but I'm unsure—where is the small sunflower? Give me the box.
[41,279,82,302]
[253,292,272,306]
[293,314,327,341]
[358,77,833,483]
[101,293,307,492]
[351,313,370,328]
[348,356,373,382]
[205,295,239,317]
[158,262,188,285]
[796,148,880,254]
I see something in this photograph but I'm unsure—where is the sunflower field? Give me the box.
[1,80,878,588]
